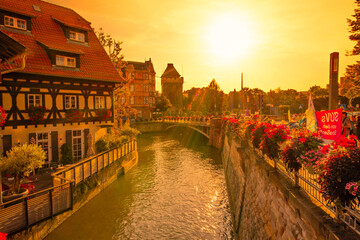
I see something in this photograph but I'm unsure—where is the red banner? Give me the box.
[315,108,342,140]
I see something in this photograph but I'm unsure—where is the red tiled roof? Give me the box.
[0,0,124,83]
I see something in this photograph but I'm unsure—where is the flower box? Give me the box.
[28,106,47,123]
[65,109,83,123]
[95,109,112,121]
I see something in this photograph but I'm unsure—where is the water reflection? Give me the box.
[46,133,233,240]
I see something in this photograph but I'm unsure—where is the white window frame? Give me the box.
[35,132,51,163]
[130,96,135,105]
[4,16,26,30]
[56,55,76,68]
[95,96,105,109]
[65,95,77,109]
[28,94,42,107]
[69,31,85,42]
[72,129,83,162]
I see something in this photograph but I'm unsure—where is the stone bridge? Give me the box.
[131,119,223,147]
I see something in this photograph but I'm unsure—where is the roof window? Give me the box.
[4,16,27,30]
[56,55,76,68]
[69,31,85,42]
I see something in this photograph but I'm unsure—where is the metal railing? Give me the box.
[0,178,73,235]
[52,140,137,186]
[0,139,137,236]
[250,143,360,235]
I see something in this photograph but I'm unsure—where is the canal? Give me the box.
[46,132,234,239]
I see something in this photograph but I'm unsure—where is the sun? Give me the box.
[205,14,257,62]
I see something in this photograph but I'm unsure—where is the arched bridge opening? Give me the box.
[165,124,210,139]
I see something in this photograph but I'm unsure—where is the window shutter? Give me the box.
[66,130,72,145]
[51,131,59,163]
[3,135,12,157]
[84,128,89,156]
[29,133,36,144]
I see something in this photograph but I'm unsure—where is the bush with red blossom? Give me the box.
[281,129,323,172]
[0,232,7,240]
[319,147,360,207]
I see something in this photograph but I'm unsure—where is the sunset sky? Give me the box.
[46,0,358,93]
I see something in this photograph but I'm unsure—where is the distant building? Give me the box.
[229,89,241,111]
[123,59,156,119]
[161,63,183,110]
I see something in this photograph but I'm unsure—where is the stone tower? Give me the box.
[161,63,184,110]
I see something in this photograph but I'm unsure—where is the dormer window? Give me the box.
[4,16,26,30]
[69,31,85,42]
[56,55,76,67]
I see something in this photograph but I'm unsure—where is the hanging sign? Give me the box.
[315,108,342,140]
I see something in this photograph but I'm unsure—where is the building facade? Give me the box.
[0,0,124,164]
[122,59,156,119]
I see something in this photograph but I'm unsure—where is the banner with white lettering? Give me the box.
[315,108,342,140]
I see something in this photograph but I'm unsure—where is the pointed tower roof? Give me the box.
[161,63,180,78]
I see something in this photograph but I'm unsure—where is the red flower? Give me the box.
[299,137,306,143]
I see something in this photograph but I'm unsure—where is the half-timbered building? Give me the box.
[0,0,124,165]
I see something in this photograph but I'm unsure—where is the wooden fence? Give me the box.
[0,139,137,236]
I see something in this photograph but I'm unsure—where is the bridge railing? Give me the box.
[162,118,211,126]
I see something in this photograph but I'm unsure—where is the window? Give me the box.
[144,85,149,92]
[130,96,135,105]
[28,94,41,107]
[143,74,148,79]
[65,95,77,109]
[130,84,134,92]
[72,130,82,161]
[95,96,105,109]
[144,97,149,104]
[36,132,49,161]
[69,31,85,42]
[56,55,76,67]
[121,97,126,104]
[4,16,26,30]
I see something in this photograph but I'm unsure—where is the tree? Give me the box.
[344,2,360,102]
[95,28,126,70]
[156,94,172,113]
[0,143,46,194]
[95,28,137,123]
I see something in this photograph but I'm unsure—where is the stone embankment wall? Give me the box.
[221,134,357,240]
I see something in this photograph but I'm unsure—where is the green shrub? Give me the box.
[60,143,73,165]
[95,139,107,154]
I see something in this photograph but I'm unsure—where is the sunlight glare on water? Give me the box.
[45,133,233,240]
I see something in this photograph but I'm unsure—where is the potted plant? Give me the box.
[28,106,47,124]
[0,143,46,201]
[65,109,83,123]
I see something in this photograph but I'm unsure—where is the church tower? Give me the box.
[161,63,184,110]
